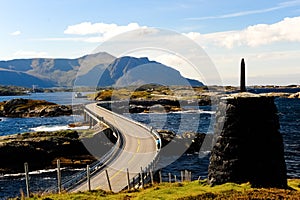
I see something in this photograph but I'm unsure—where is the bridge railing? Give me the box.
[44,103,161,194]
[96,103,162,149]
[95,104,162,190]
[43,107,124,194]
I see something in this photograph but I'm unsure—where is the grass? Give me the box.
[22,179,300,200]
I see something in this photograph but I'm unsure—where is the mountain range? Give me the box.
[0,52,203,88]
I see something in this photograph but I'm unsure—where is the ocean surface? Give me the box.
[0,92,299,199]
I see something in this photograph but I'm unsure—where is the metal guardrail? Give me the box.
[43,107,124,194]
[94,104,162,190]
[43,103,161,193]
[96,103,162,149]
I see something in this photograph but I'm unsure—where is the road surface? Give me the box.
[71,103,158,192]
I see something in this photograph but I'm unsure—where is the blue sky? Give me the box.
[1,0,300,85]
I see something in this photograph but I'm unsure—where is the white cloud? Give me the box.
[13,50,49,58]
[63,22,145,41]
[185,16,300,48]
[39,23,152,43]
[10,30,21,36]
[39,22,147,43]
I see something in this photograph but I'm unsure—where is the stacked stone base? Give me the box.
[208,93,287,188]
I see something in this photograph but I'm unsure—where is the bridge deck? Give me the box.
[71,103,157,192]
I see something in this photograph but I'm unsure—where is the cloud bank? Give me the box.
[185,16,300,48]
[53,17,300,48]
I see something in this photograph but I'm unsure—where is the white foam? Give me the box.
[1,168,64,178]
[197,151,211,158]
[30,125,89,132]
[171,110,216,114]
[0,117,7,121]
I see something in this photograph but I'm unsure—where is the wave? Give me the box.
[196,151,211,158]
[30,125,89,132]
[1,168,60,178]
[126,110,216,115]
[0,167,84,178]
[171,110,216,114]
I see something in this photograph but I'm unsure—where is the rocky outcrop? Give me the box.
[208,93,287,188]
[0,85,27,96]
[0,129,114,173]
[0,98,72,117]
[259,92,291,98]
[288,92,300,98]
[98,98,211,114]
[157,130,213,155]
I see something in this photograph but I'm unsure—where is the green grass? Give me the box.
[22,179,300,200]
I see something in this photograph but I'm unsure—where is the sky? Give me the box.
[1,0,300,85]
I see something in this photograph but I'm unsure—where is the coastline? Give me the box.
[0,128,115,174]
[0,128,209,174]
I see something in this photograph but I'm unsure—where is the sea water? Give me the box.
[0,93,299,199]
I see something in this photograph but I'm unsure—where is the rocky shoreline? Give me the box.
[0,129,208,174]
[0,129,116,174]
[97,98,211,114]
[0,98,72,117]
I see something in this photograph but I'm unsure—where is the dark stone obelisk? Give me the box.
[240,58,246,92]
[207,59,287,188]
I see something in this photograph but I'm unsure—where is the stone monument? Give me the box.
[208,59,287,188]
[240,58,246,92]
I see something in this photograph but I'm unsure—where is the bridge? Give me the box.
[58,103,161,193]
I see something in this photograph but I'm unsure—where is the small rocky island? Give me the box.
[0,98,72,117]
[0,129,115,173]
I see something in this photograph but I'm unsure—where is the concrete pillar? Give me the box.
[84,112,87,122]
[208,93,287,188]
[89,116,92,129]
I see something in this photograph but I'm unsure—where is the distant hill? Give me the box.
[0,53,204,88]
[97,56,204,87]
[0,52,115,87]
[0,69,55,88]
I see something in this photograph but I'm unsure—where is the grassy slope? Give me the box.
[26,179,300,200]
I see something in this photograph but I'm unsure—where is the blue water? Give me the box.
[276,98,300,178]
[0,116,84,136]
[0,93,299,199]
[0,92,93,105]
[127,98,300,181]
[0,92,93,136]
[125,107,214,134]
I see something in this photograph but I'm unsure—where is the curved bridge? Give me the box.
[70,103,160,192]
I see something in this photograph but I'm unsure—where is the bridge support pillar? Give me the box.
[88,116,92,129]
[84,112,87,122]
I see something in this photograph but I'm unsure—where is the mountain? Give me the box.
[0,52,115,87]
[0,53,204,88]
[97,56,204,87]
[0,69,55,88]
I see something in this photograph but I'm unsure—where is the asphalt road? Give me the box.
[71,103,157,192]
